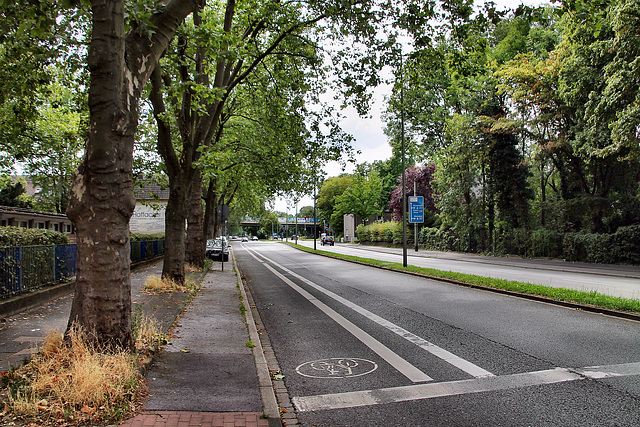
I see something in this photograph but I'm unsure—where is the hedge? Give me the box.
[356,221,640,265]
[0,226,69,246]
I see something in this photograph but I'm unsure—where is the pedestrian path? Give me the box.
[0,258,283,427]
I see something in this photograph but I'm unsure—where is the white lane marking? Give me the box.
[243,247,433,383]
[293,362,640,412]
[577,361,640,379]
[246,246,493,379]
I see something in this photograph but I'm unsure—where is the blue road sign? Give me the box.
[409,196,424,223]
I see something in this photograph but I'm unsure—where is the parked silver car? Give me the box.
[206,238,229,261]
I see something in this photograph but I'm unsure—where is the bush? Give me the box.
[563,232,613,264]
[0,227,69,247]
[356,221,406,245]
[130,232,165,242]
[528,229,563,259]
[610,225,640,265]
[355,224,369,242]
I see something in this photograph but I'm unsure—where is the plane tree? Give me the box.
[148,0,398,282]
[65,0,204,350]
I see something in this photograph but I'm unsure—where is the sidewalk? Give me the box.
[0,258,283,427]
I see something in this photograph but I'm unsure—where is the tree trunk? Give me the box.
[185,170,205,268]
[66,0,200,349]
[163,182,187,285]
[66,0,136,349]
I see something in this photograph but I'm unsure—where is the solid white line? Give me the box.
[576,361,640,379]
[243,247,433,383]
[293,368,580,412]
[292,361,640,412]
[248,247,493,379]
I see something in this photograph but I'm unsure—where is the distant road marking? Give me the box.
[292,362,640,411]
[243,247,433,383]
[245,246,493,379]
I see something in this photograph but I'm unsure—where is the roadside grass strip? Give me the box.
[288,243,640,315]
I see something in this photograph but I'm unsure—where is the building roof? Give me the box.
[134,179,170,200]
[0,205,70,220]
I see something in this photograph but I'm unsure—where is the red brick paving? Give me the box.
[119,411,270,427]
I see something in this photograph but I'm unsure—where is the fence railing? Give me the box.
[0,240,164,299]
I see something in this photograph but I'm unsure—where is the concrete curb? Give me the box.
[233,254,283,427]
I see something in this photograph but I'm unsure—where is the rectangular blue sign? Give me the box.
[409,196,424,223]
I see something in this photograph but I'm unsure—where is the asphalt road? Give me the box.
[236,241,640,426]
[295,240,640,300]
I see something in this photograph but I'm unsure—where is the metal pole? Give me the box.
[400,53,407,267]
[414,180,418,252]
[313,183,317,250]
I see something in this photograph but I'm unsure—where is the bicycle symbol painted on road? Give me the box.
[296,358,378,379]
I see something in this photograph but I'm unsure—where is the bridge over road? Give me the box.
[240,217,323,236]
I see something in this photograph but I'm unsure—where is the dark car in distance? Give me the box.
[206,238,229,261]
[321,235,334,246]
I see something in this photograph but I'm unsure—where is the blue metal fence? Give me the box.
[0,240,164,299]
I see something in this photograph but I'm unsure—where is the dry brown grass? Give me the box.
[184,263,200,273]
[143,275,186,293]
[0,320,165,426]
[132,310,166,351]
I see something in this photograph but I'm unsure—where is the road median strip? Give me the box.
[286,242,640,321]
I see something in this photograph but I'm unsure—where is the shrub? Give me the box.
[356,221,405,245]
[355,224,369,242]
[529,229,563,259]
[563,232,613,264]
[611,225,640,264]
[0,227,69,247]
[130,232,164,242]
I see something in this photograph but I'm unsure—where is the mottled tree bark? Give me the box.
[66,0,201,349]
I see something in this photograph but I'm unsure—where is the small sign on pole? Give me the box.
[409,196,424,224]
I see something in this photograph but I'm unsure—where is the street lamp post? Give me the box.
[313,183,317,250]
[264,218,274,239]
[400,52,408,268]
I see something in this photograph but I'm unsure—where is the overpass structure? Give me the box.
[240,217,324,236]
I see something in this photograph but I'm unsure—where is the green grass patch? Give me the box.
[287,243,640,314]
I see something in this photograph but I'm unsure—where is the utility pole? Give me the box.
[414,181,419,252]
[400,52,407,268]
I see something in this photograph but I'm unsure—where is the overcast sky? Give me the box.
[271,0,546,214]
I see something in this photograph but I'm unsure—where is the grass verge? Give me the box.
[288,243,640,315]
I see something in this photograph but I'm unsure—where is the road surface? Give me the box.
[236,241,640,426]
[296,240,640,300]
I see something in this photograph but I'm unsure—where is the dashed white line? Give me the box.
[244,247,432,383]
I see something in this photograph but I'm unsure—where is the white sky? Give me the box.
[272,0,545,213]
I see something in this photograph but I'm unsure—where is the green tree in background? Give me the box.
[0,178,34,209]
[332,171,385,229]
[317,174,354,231]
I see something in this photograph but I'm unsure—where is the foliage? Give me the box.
[0,179,34,209]
[130,232,165,242]
[382,1,640,258]
[0,226,69,247]
[19,73,86,214]
[332,172,385,226]
[0,2,89,174]
[317,175,354,229]
[417,224,640,265]
[388,164,438,222]
[356,221,404,244]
